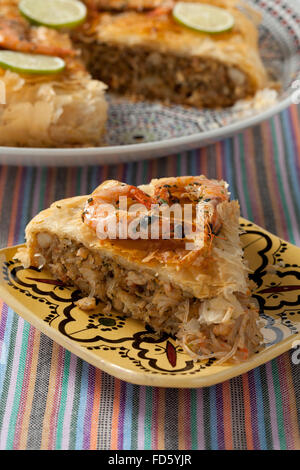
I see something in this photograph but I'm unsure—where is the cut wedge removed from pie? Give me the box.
[17,175,263,364]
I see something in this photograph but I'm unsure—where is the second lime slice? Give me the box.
[0,50,66,75]
[19,0,87,29]
[172,2,235,34]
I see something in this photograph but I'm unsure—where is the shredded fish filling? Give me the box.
[29,231,263,363]
[80,42,254,108]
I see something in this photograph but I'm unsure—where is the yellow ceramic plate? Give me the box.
[0,218,300,388]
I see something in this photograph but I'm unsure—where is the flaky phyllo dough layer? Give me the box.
[18,176,263,364]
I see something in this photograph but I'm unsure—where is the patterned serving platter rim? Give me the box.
[0,218,300,388]
[0,0,299,165]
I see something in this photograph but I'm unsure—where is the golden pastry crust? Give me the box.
[0,69,107,147]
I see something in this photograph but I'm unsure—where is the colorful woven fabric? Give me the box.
[0,104,300,450]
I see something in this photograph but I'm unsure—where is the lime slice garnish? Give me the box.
[19,0,87,29]
[0,51,66,75]
[172,2,235,34]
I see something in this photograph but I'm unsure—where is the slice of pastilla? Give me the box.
[18,176,263,364]
[0,0,107,148]
[77,0,269,108]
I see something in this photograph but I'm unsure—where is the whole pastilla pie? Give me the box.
[18,176,263,364]
[0,0,270,147]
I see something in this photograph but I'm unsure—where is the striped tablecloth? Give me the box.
[0,104,299,450]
